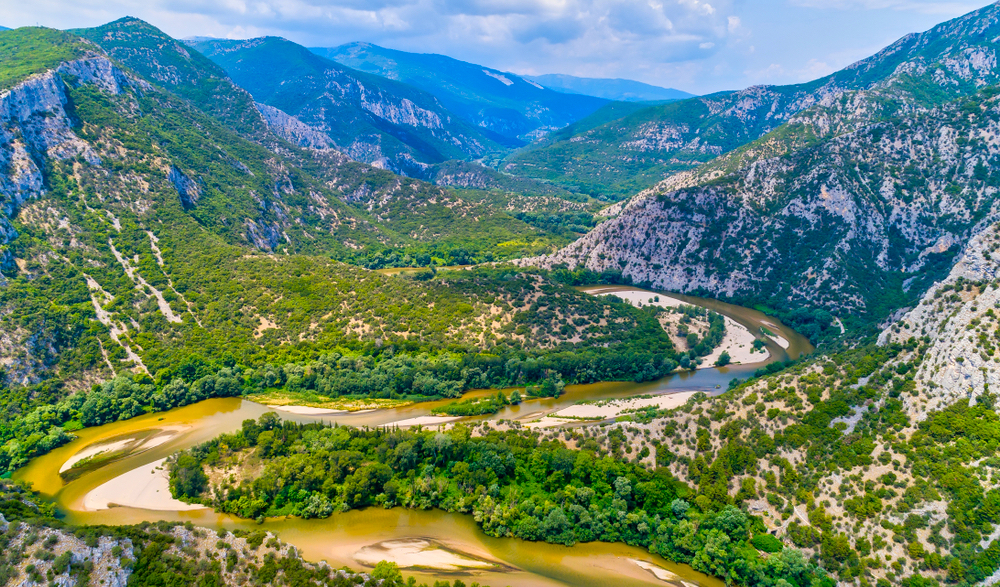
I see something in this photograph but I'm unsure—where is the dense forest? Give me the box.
[168,415,833,587]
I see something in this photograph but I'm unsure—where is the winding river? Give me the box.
[15,287,813,587]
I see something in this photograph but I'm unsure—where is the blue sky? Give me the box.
[3,0,992,94]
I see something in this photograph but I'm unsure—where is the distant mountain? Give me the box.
[190,37,503,177]
[524,74,693,102]
[0,26,9,31]
[506,1,1000,199]
[312,43,608,142]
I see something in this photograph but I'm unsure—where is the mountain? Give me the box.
[0,20,622,394]
[313,42,608,143]
[525,2,1000,332]
[506,2,1000,199]
[0,2,665,430]
[525,73,694,102]
[188,37,504,177]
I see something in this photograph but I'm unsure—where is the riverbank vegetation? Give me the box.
[168,415,832,587]
[431,391,518,417]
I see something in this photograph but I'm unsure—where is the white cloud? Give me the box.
[788,0,983,15]
[0,0,987,94]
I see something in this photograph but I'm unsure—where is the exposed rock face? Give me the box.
[168,166,202,208]
[256,103,335,150]
[526,87,1000,316]
[879,222,1000,418]
[0,56,133,269]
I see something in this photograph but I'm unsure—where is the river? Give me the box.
[14,286,812,587]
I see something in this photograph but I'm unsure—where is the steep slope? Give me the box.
[190,37,502,177]
[581,223,1000,585]
[506,1,1000,199]
[525,73,694,102]
[73,19,573,264]
[527,85,1000,331]
[878,222,1000,416]
[314,42,608,143]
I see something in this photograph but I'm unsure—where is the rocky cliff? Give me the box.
[525,82,1000,325]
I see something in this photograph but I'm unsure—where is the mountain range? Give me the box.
[524,73,694,102]
[524,1,1000,333]
[312,42,610,144]
[505,3,1000,200]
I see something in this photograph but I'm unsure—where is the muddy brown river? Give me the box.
[15,287,812,587]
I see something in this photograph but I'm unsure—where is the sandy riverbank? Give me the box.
[354,538,499,571]
[701,315,768,365]
[523,417,579,429]
[83,457,207,512]
[558,391,698,419]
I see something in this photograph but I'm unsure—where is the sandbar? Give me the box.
[60,428,183,474]
[271,405,345,415]
[631,558,682,582]
[354,538,496,571]
[60,439,134,474]
[557,391,697,420]
[767,333,791,349]
[83,457,207,512]
[388,416,460,428]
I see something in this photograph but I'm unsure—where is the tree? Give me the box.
[371,561,403,586]
[169,454,208,499]
[715,352,731,367]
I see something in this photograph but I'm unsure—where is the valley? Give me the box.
[5,3,1000,587]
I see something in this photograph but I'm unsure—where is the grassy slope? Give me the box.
[0,28,88,90]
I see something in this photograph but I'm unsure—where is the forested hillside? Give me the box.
[0,22,687,475]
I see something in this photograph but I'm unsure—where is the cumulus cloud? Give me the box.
[0,0,987,93]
